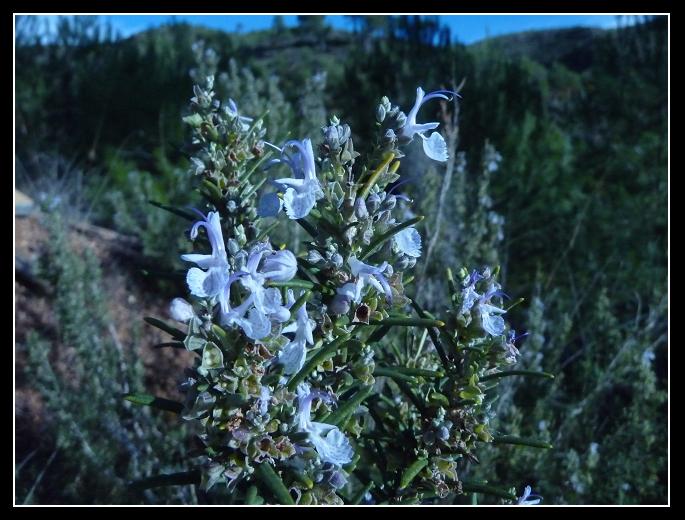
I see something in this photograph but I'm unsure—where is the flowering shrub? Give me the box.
[126,75,551,505]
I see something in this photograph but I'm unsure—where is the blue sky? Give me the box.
[20,14,632,45]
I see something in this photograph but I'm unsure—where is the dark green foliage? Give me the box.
[97,148,197,277]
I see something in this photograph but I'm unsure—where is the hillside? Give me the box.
[470,26,605,71]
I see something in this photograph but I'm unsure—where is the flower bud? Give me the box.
[324,126,340,150]
[340,124,351,144]
[261,250,298,282]
[307,249,324,264]
[383,128,397,144]
[381,195,397,210]
[169,297,195,322]
[376,104,386,123]
[367,193,381,213]
[354,197,369,219]
[330,253,343,268]
[328,294,351,315]
[227,238,241,255]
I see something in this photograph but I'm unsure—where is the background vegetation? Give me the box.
[14,14,667,504]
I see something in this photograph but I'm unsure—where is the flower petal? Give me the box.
[308,422,354,466]
[258,192,283,217]
[278,340,307,376]
[186,267,228,298]
[180,253,218,269]
[283,187,317,219]
[243,308,272,340]
[393,227,422,258]
[262,287,291,323]
[422,131,448,162]
[482,311,506,337]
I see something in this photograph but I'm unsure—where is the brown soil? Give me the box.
[15,211,195,451]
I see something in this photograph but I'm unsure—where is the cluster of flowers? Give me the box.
[137,77,543,505]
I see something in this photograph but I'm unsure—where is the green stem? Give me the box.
[267,279,315,290]
[351,481,374,505]
[367,325,391,344]
[409,300,451,371]
[386,366,444,378]
[296,218,319,239]
[152,341,186,350]
[240,150,273,183]
[366,317,444,328]
[480,370,555,382]
[144,317,186,341]
[399,458,428,489]
[201,178,223,201]
[148,200,197,221]
[123,393,183,414]
[255,221,280,242]
[359,152,395,199]
[255,463,294,505]
[373,367,416,383]
[324,385,375,426]
[240,176,267,202]
[290,290,311,313]
[394,379,428,416]
[246,108,270,137]
[245,485,263,505]
[287,333,352,391]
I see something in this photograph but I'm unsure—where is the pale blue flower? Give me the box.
[393,226,422,258]
[282,290,315,346]
[480,303,506,336]
[220,290,256,334]
[400,87,456,162]
[422,131,449,162]
[182,211,231,307]
[459,270,485,314]
[225,98,253,131]
[504,330,527,363]
[277,341,308,377]
[460,273,509,337]
[296,383,354,466]
[348,256,393,303]
[460,285,480,315]
[517,485,542,505]
[328,282,359,315]
[329,256,394,312]
[269,138,324,219]
[261,249,298,282]
[218,243,295,340]
[278,290,316,377]
[335,282,363,305]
